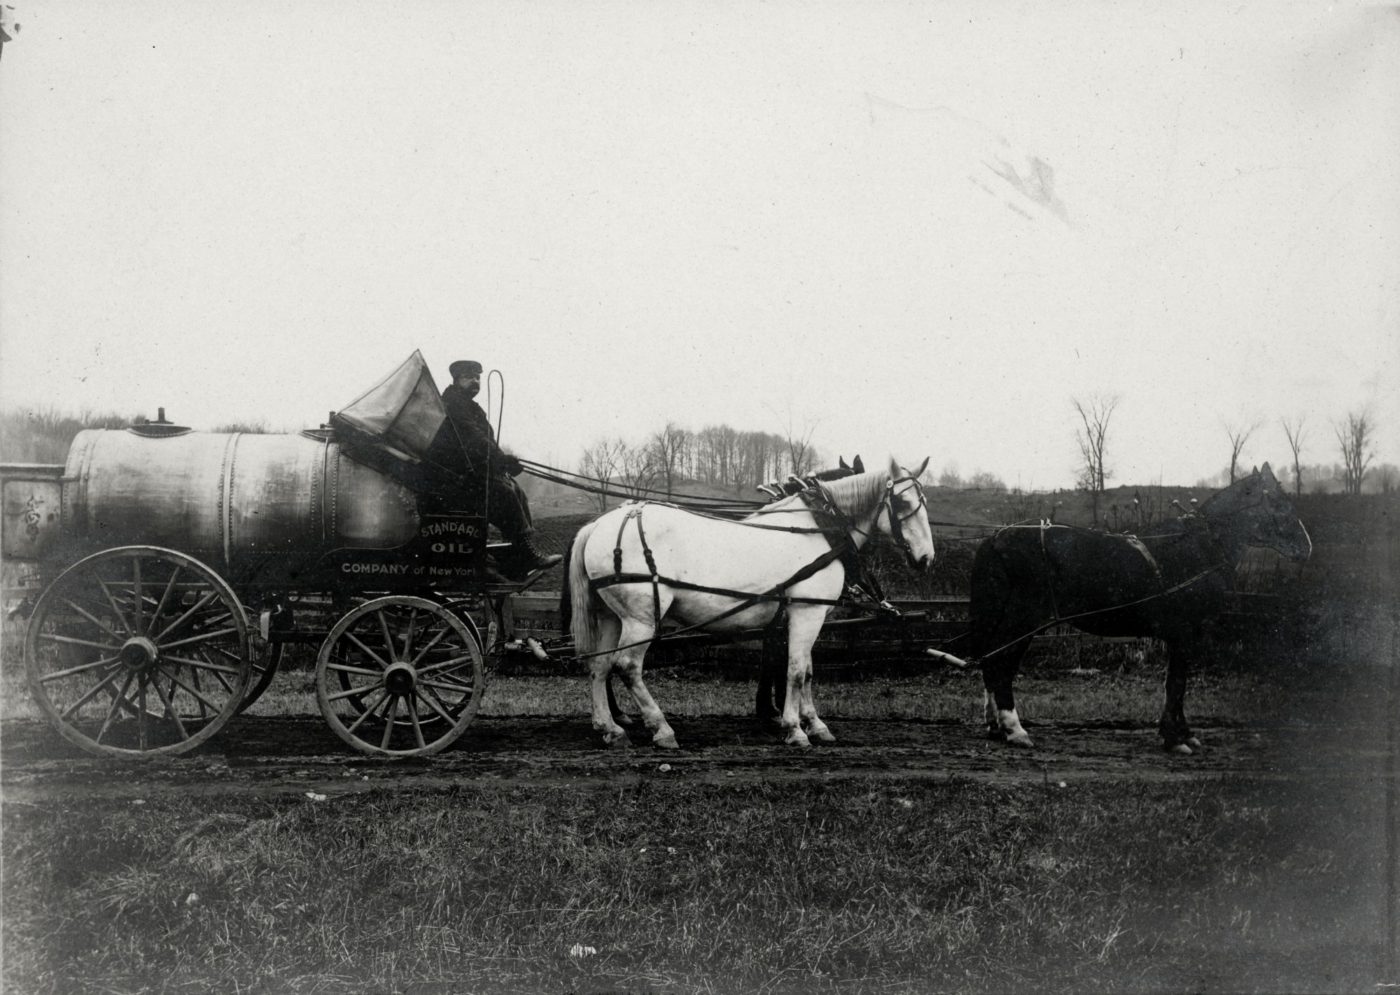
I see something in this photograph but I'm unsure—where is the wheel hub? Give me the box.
[383,661,417,696]
[118,636,160,672]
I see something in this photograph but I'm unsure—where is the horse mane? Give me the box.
[816,467,891,516]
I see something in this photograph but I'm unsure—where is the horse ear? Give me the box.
[914,456,930,478]
[838,456,849,469]
[852,455,864,473]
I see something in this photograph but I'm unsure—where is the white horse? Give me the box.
[565,457,934,749]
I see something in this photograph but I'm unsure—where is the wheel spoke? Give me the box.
[194,647,240,697]
[344,631,392,669]
[159,627,242,652]
[38,654,122,684]
[150,564,184,627]
[325,684,381,703]
[380,697,399,750]
[413,687,457,725]
[345,689,389,735]
[137,676,149,749]
[58,665,127,720]
[152,590,219,642]
[162,653,243,677]
[418,653,481,676]
[158,666,227,717]
[402,607,420,658]
[95,672,138,742]
[420,676,477,696]
[38,632,122,652]
[408,625,452,666]
[326,661,385,679]
[58,598,127,642]
[93,574,135,636]
[131,557,144,633]
[149,675,191,741]
[406,697,427,750]
[376,609,397,659]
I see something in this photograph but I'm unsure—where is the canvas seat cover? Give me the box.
[333,350,448,464]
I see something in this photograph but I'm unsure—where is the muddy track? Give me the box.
[1,714,1379,803]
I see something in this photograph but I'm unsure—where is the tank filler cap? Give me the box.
[128,406,192,438]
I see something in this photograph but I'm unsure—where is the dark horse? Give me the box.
[969,463,1311,753]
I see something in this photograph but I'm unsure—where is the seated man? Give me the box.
[442,360,562,578]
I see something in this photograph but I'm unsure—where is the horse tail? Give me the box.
[558,532,576,637]
[566,518,602,657]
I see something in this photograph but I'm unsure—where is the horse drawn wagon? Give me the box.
[2,352,543,759]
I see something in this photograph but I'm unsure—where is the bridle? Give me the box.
[882,474,929,568]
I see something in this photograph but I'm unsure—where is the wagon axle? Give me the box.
[117,636,161,672]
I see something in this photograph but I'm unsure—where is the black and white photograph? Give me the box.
[1,2,1396,992]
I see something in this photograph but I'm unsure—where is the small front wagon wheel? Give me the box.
[315,596,486,757]
[24,546,252,757]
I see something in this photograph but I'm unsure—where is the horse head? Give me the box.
[880,456,935,572]
[1205,462,1312,562]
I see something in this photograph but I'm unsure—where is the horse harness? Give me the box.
[587,474,925,648]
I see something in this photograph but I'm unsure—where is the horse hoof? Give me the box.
[613,713,638,728]
[810,727,836,743]
[1167,742,1193,755]
[1006,733,1034,749]
[785,732,812,748]
[602,731,631,749]
[1186,736,1202,749]
[653,733,680,750]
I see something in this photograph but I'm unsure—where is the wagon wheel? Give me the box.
[235,640,283,714]
[315,596,486,757]
[23,546,252,757]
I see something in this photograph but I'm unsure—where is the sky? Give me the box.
[1,1,1397,491]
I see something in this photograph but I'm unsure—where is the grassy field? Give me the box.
[2,756,1389,994]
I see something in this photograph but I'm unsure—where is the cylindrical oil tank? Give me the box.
[58,427,422,586]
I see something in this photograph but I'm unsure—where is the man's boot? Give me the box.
[507,531,563,578]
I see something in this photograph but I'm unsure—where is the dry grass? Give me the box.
[2,770,1388,994]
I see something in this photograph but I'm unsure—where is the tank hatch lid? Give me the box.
[128,408,191,437]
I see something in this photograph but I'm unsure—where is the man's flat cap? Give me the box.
[449,360,483,379]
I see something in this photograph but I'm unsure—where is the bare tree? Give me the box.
[1335,409,1376,496]
[780,416,819,481]
[1280,416,1306,498]
[1072,394,1119,527]
[648,421,690,500]
[1224,420,1259,484]
[618,442,657,499]
[579,437,625,513]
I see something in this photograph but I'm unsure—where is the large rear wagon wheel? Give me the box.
[23,546,252,757]
[315,596,486,757]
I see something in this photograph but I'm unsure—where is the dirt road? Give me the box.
[2,714,1381,803]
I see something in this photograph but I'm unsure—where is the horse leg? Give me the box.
[587,616,629,747]
[606,675,638,727]
[1159,639,1201,754]
[755,625,786,725]
[612,618,680,750]
[981,636,1033,748]
[790,609,834,743]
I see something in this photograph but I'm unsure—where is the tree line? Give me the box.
[577,421,826,510]
[1073,394,1393,527]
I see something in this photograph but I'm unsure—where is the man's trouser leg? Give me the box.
[486,475,560,575]
[486,475,530,542]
